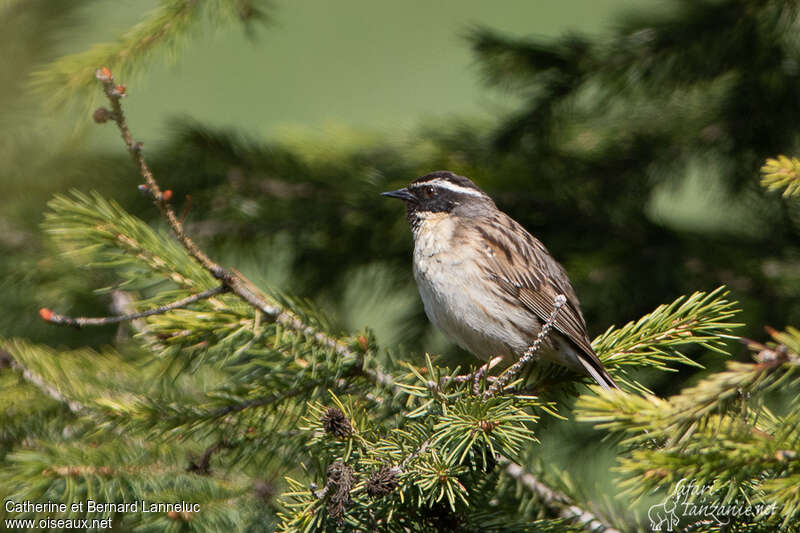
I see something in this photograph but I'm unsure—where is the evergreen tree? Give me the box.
[1,1,799,532]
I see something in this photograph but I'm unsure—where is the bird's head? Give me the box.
[382,171,494,225]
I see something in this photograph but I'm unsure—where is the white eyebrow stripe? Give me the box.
[412,178,487,197]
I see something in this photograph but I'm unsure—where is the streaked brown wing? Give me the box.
[473,212,598,361]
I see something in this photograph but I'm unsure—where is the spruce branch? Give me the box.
[576,361,787,451]
[7,357,86,415]
[576,326,800,521]
[579,326,800,449]
[40,285,228,327]
[32,0,269,107]
[293,363,572,529]
[44,191,213,291]
[187,439,232,476]
[1,338,185,429]
[3,439,249,529]
[593,286,741,384]
[210,380,335,419]
[502,458,621,533]
[761,155,800,198]
[44,69,362,369]
[285,388,608,531]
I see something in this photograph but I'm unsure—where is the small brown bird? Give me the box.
[382,171,618,390]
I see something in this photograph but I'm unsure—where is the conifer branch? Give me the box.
[8,358,86,414]
[187,440,232,476]
[5,440,248,528]
[45,69,361,366]
[761,155,800,197]
[578,329,800,449]
[210,379,336,418]
[593,286,741,380]
[40,285,228,327]
[32,0,269,107]
[502,458,621,533]
[575,326,800,523]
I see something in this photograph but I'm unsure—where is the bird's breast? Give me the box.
[411,215,535,361]
[412,215,467,319]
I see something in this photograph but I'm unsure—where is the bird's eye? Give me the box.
[424,186,436,198]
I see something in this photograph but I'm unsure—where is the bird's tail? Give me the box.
[578,356,620,391]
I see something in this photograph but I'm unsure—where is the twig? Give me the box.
[483,295,566,398]
[438,356,503,394]
[399,438,429,472]
[9,359,86,414]
[180,194,193,224]
[45,68,360,365]
[187,440,231,475]
[680,520,715,533]
[41,286,228,327]
[210,379,334,419]
[502,458,621,533]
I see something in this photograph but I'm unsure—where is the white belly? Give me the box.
[411,215,538,362]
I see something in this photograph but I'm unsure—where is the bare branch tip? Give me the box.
[95,67,113,82]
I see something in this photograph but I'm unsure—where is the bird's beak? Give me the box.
[381,188,415,202]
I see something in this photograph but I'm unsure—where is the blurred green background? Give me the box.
[72,0,660,141]
[2,0,799,513]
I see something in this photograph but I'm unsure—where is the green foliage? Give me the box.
[0,339,270,531]
[0,371,66,460]
[44,190,215,291]
[593,287,742,389]
[3,439,253,531]
[279,379,564,532]
[761,156,800,198]
[272,287,741,530]
[32,0,269,107]
[0,184,745,529]
[577,327,800,529]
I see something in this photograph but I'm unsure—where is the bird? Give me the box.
[382,170,619,390]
